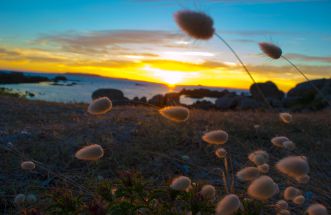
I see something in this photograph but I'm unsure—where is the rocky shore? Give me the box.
[92,79,331,112]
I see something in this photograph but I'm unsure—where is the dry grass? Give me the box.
[0,95,330,214]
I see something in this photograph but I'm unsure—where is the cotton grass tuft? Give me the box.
[215,194,241,215]
[215,147,227,158]
[236,167,260,182]
[88,97,112,115]
[248,150,269,165]
[200,184,216,200]
[257,163,270,173]
[247,176,278,201]
[21,161,36,170]
[159,106,189,123]
[202,130,228,145]
[174,10,215,40]
[275,200,288,210]
[293,195,305,205]
[26,194,37,204]
[259,42,283,59]
[276,156,309,179]
[14,194,25,206]
[170,176,191,191]
[283,186,300,201]
[271,136,289,148]
[279,112,293,124]
[296,174,310,184]
[277,209,291,215]
[306,204,328,215]
[75,144,104,161]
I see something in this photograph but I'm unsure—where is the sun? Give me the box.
[143,65,184,87]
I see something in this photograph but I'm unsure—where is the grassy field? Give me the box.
[0,95,330,214]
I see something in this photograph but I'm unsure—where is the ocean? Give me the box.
[0,72,247,105]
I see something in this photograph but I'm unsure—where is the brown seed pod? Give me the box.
[215,194,241,215]
[259,42,283,59]
[170,176,191,191]
[159,106,189,123]
[200,184,216,200]
[75,144,104,161]
[202,130,228,145]
[248,150,269,165]
[276,156,309,178]
[87,97,112,115]
[293,195,305,205]
[279,112,293,124]
[283,186,301,201]
[174,10,215,40]
[247,176,278,201]
[236,167,260,182]
[21,161,36,170]
[306,204,328,215]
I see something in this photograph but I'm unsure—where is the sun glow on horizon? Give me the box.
[143,65,185,87]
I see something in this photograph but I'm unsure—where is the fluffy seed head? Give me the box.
[306,204,328,215]
[159,106,189,123]
[26,194,37,204]
[75,144,104,161]
[236,167,260,182]
[174,10,215,40]
[293,195,305,205]
[248,150,269,165]
[247,176,278,201]
[170,176,191,191]
[271,136,289,148]
[202,130,228,145]
[200,184,216,200]
[276,200,288,210]
[296,174,310,184]
[215,194,241,215]
[276,156,309,178]
[277,209,291,215]
[279,112,293,124]
[257,164,270,173]
[14,194,25,205]
[259,42,283,59]
[21,161,36,170]
[283,141,296,150]
[88,97,112,115]
[283,186,300,201]
[215,148,227,158]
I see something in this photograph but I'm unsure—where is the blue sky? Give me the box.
[0,0,330,90]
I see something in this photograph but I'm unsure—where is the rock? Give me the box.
[191,100,216,110]
[164,93,180,105]
[285,79,331,110]
[215,94,239,110]
[148,94,164,106]
[53,76,67,82]
[0,71,50,84]
[238,97,261,110]
[180,88,230,98]
[250,81,284,101]
[92,88,129,105]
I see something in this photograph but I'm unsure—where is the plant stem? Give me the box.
[214,32,274,111]
[282,56,331,107]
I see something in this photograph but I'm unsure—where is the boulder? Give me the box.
[215,94,239,110]
[164,93,180,105]
[190,100,216,110]
[92,88,129,105]
[250,81,284,101]
[180,88,230,98]
[238,97,261,110]
[285,79,331,110]
[148,94,164,106]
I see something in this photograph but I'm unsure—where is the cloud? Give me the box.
[36,30,184,54]
[284,53,331,63]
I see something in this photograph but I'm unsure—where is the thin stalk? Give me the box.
[214,32,274,111]
[282,56,331,107]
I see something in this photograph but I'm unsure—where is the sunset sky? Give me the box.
[0,0,330,91]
